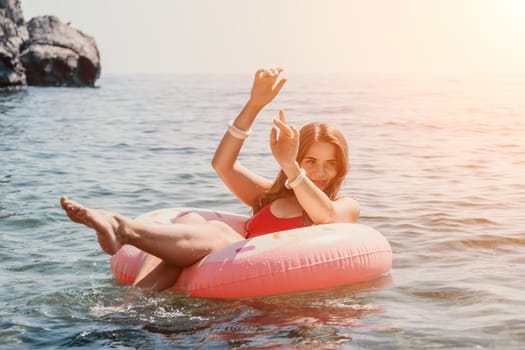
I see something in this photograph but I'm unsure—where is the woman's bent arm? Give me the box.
[270,112,360,224]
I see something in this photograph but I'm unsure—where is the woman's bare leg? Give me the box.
[130,255,181,292]
[116,215,243,266]
[61,197,245,299]
[131,212,208,294]
[60,196,244,266]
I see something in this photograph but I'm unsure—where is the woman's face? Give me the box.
[300,142,339,190]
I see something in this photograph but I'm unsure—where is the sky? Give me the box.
[21,0,525,75]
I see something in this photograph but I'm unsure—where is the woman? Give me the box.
[61,68,360,295]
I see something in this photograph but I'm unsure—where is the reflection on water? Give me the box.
[82,276,393,348]
[0,89,28,112]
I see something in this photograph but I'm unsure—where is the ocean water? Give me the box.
[1,73,524,349]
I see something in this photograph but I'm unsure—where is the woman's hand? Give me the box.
[249,68,287,109]
[270,110,300,173]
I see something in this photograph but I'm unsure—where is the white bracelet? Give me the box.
[285,168,306,189]
[228,120,253,140]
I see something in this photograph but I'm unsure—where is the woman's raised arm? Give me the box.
[211,68,287,206]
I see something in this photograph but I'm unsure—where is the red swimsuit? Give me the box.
[245,204,304,238]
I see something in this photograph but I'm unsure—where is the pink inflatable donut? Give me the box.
[110,208,392,298]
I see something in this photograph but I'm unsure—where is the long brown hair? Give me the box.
[251,122,350,224]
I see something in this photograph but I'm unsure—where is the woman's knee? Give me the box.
[173,211,207,224]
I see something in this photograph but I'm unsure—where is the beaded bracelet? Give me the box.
[285,168,306,189]
[228,120,253,140]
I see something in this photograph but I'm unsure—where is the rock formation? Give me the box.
[0,0,28,88]
[0,0,100,88]
[21,16,101,86]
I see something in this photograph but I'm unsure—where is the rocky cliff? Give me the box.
[0,0,100,88]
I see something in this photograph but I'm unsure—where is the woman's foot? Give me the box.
[60,196,123,255]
